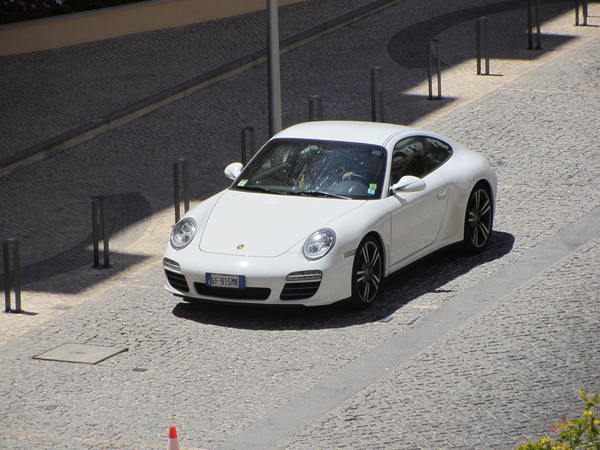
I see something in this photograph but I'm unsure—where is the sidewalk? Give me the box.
[0,0,599,448]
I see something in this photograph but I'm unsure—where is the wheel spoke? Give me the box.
[479,222,490,240]
[369,249,381,266]
[362,283,370,301]
[474,190,481,209]
[360,246,369,263]
[478,224,490,245]
[371,274,380,289]
[480,199,491,216]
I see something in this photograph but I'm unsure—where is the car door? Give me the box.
[386,136,451,265]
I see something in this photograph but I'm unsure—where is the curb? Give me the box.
[0,0,403,180]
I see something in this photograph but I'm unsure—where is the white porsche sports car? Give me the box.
[163,121,496,308]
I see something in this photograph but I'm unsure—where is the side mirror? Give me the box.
[224,162,243,180]
[391,175,426,193]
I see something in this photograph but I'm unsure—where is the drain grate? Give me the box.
[33,343,128,364]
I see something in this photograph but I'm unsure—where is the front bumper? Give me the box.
[162,246,354,306]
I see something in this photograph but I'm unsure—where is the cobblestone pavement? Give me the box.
[1,0,599,449]
[278,237,600,449]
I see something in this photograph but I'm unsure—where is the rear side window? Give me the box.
[423,137,452,170]
[391,136,452,183]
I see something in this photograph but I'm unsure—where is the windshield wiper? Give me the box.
[236,185,285,195]
[285,190,350,199]
[237,185,349,199]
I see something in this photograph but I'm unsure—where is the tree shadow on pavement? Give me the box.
[172,230,515,330]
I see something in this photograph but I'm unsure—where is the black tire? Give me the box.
[463,183,493,254]
[350,236,383,308]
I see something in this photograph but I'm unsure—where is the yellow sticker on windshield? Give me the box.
[238,179,248,187]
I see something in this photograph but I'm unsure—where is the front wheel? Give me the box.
[463,183,493,254]
[350,236,383,308]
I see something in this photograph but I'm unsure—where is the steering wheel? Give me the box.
[346,173,370,185]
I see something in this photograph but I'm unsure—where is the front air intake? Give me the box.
[280,281,321,300]
[165,270,189,293]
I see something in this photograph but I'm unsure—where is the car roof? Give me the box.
[273,121,415,146]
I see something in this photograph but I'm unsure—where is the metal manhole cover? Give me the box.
[33,343,128,364]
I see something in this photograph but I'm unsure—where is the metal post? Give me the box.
[92,196,110,269]
[3,238,22,313]
[575,0,589,26]
[173,158,190,223]
[527,0,532,49]
[267,0,282,137]
[476,17,490,75]
[584,0,589,26]
[241,127,256,165]
[370,67,386,122]
[309,95,324,121]
[527,0,541,50]
[536,0,541,50]
[428,40,442,100]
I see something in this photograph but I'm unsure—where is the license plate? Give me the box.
[206,273,245,289]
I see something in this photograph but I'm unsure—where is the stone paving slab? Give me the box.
[0,1,599,449]
[33,342,129,364]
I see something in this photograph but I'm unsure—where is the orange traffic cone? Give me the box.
[167,426,180,450]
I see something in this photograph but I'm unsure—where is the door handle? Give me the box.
[437,188,447,200]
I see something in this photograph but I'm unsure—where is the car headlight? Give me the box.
[170,218,197,250]
[303,229,336,260]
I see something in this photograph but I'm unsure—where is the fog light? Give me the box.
[163,258,181,273]
[286,270,323,281]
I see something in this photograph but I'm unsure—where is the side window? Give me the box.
[391,136,453,184]
[391,137,427,183]
[423,137,452,172]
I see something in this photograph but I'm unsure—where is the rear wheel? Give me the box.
[463,183,493,254]
[350,236,383,308]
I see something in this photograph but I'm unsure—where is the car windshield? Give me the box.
[232,139,387,200]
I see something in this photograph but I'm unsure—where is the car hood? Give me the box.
[199,190,365,257]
